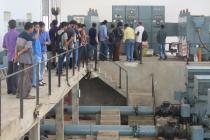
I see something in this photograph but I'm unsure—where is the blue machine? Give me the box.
[175,65,210,139]
[178,10,210,60]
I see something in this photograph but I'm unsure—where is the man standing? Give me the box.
[108,23,115,60]
[88,22,98,60]
[157,24,167,60]
[39,22,51,84]
[3,20,19,95]
[14,22,35,99]
[113,21,123,61]
[135,22,144,64]
[123,24,135,62]
[49,20,58,68]
[99,20,108,60]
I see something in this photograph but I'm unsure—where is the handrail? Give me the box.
[0,45,88,136]
[96,49,129,99]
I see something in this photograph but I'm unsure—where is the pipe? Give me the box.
[64,106,154,115]
[41,124,158,137]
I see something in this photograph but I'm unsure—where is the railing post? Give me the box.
[94,46,97,71]
[126,72,128,99]
[78,47,80,72]
[58,55,61,87]
[72,48,75,76]
[48,59,52,95]
[36,63,40,105]
[119,67,122,89]
[0,79,1,136]
[20,70,24,119]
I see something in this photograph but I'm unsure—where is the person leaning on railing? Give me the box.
[13,22,35,99]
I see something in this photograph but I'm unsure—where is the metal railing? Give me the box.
[95,50,129,99]
[0,46,89,136]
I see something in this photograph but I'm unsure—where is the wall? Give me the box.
[98,59,186,106]
[79,78,126,106]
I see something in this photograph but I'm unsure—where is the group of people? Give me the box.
[2,18,167,99]
[98,20,167,64]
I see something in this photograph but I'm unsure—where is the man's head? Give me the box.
[8,20,16,29]
[117,21,123,27]
[137,21,142,26]
[92,22,97,28]
[24,22,34,33]
[103,20,108,25]
[39,21,45,32]
[51,20,58,27]
[69,20,77,28]
[33,22,40,33]
[111,23,115,29]
[161,24,165,29]
[59,22,68,31]
[124,23,129,29]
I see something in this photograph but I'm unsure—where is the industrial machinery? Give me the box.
[67,8,100,32]
[172,65,210,139]
[178,9,210,60]
[112,6,165,53]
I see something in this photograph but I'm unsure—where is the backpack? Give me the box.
[55,31,65,53]
[108,29,115,42]
[142,30,148,42]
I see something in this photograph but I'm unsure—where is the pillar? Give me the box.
[29,122,40,140]
[72,83,80,124]
[56,99,64,140]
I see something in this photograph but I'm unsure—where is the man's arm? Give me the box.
[3,35,7,50]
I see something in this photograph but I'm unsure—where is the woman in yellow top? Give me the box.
[123,24,135,62]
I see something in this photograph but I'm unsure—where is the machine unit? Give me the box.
[178,10,210,60]
[185,65,210,88]
[112,5,165,53]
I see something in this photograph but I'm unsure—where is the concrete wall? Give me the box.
[98,60,186,106]
[79,78,126,106]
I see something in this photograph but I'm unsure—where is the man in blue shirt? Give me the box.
[32,22,43,87]
[99,20,108,60]
[39,22,51,84]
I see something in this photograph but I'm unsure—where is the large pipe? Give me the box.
[41,124,158,137]
[63,106,154,115]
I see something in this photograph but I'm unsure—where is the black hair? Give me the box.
[103,20,108,25]
[59,22,68,29]
[117,21,123,27]
[24,22,33,30]
[39,21,45,27]
[8,20,16,29]
[111,23,115,28]
[138,22,142,25]
[92,22,97,28]
[161,24,165,29]
[52,20,58,26]
[69,20,77,25]
[33,22,39,26]
[124,23,129,28]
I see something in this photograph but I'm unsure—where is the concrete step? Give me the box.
[100,109,121,125]
[97,131,119,140]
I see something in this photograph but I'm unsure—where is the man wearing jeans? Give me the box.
[157,25,167,60]
[99,20,108,60]
[123,24,135,62]
[3,20,19,95]
[39,22,51,84]
[14,22,35,99]
[135,22,144,64]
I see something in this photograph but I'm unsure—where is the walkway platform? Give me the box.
[1,67,87,140]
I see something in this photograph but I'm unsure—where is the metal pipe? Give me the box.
[41,124,158,137]
[63,106,154,115]
[0,79,1,136]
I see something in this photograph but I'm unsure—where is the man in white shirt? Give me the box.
[135,22,144,64]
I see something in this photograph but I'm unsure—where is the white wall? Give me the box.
[0,0,42,49]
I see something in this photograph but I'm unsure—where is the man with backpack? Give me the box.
[108,23,115,60]
[56,22,72,75]
[157,24,167,60]
[135,22,144,64]
[113,21,123,61]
